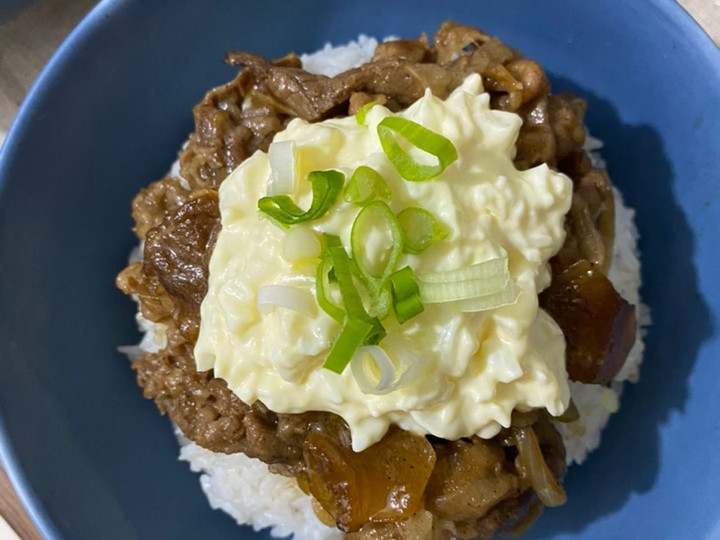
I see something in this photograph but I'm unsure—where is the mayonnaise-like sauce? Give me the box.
[195,74,573,451]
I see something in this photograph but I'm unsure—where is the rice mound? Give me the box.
[125,36,649,539]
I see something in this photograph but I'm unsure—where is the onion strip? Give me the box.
[515,427,567,507]
[257,285,316,316]
[453,279,520,312]
[266,140,296,196]
[350,345,397,394]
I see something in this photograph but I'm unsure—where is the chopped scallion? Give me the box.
[355,100,379,125]
[319,234,386,368]
[453,279,521,312]
[343,166,392,206]
[323,318,373,374]
[258,169,344,228]
[390,266,424,324]
[419,258,510,284]
[416,257,521,312]
[350,201,403,292]
[327,243,369,321]
[397,207,447,254]
[315,249,345,323]
[377,117,457,182]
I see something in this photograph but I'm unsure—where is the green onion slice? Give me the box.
[394,294,425,324]
[315,249,344,323]
[329,245,368,320]
[453,279,520,312]
[366,287,391,321]
[390,266,424,324]
[377,117,458,182]
[319,235,386,374]
[350,201,403,292]
[323,318,373,374]
[417,257,520,312]
[390,266,420,299]
[266,140,296,196]
[257,285,316,316]
[355,100,379,125]
[258,169,344,228]
[397,207,448,254]
[343,166,392,206]
[419,258,509,284]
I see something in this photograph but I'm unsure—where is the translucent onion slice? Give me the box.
[418,258,509,284]
[453,278,521,312]
[515,427,567,507]
[417,258,510,303]
[266,140,297,196]
[418,274,510,303]
[350,345,397,394]
[256,285,316,316]
[417,258,520,312]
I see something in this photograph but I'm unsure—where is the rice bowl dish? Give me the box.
[2,1,719,539]
[116,22,649,539]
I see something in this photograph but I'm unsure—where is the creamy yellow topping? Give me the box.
[195,74,572,451]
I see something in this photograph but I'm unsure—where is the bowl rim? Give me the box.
[0,0,718,539]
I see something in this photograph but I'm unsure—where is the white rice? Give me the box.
[123,36,648,539]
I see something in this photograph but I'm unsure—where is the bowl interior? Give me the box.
[0,1,719,539]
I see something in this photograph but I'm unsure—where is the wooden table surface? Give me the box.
[0,1,718,538]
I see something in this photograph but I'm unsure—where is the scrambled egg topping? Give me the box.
[195,74,572,451]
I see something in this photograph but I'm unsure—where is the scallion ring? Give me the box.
[350,201,403,292]
[377,117,457,182]
[397,207,448,254]
[258,169,344,228]
[343,166,392,207]
[416,257,521,312]
[350,345,397,394]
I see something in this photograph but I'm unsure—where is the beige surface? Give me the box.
[0,1,718,538]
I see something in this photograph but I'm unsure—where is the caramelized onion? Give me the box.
[540,259,636,384]
[302,426,436,532]
[514,427,567,507]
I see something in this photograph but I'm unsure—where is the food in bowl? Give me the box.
[116,21,647,539]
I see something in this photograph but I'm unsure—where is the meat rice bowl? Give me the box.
[116,21,648,539]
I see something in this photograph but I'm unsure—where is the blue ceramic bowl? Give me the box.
[1,1,719,539]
